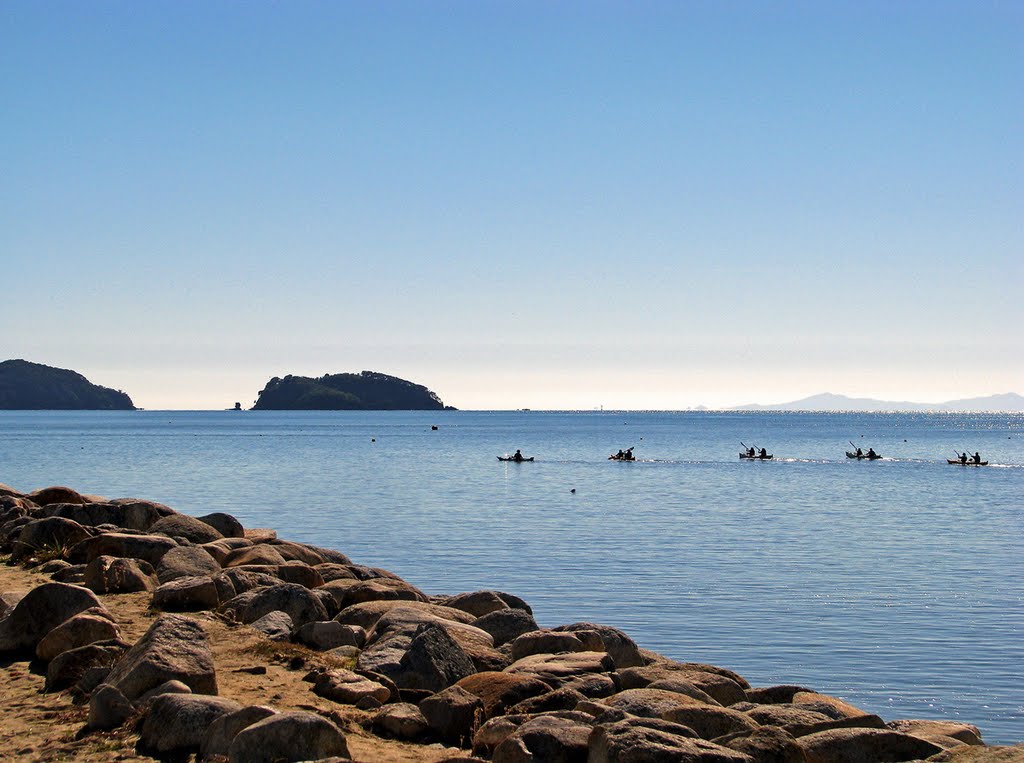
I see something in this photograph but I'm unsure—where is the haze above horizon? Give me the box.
[3,2,1021,411]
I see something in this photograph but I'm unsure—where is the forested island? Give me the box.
[252,371,450,410]
[0,359,135,410]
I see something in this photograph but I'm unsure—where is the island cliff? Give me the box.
[252,371,450,410]
[0,359,135,410]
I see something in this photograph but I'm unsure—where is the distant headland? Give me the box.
[252,371,452,411]
[730,392,1024,413]
[0,359,135,410]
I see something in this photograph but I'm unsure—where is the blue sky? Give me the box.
[2,2,1021,409]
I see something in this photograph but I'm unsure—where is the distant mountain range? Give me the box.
[731,392,1024,412]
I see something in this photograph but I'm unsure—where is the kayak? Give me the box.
[846,451,883,460]
[609,454,636,461]
[498,456,534,462]
[947,459,988,466]
[740,452,773,460]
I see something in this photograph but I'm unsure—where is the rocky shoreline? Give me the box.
[1,482,1019,762]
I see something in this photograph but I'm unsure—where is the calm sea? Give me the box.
[1,410,1021,743]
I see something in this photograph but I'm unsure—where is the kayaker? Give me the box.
[625,447,635,461]
[513,449,524,462]
[960,452,968,464]
[747,447,756,457]
[973,452,982,464]
[614,449,625,460]
[867,448,877,458]
[759,447,767,458]
[856,447,863,457]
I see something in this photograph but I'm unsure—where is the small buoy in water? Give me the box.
[371,438,376,442]
[570,488,576,494]
[431,425,438,431]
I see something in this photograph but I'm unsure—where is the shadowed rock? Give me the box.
[0,582,104,654]
[68,532,178,566]
[153,576,222,611]
[220,582,328,628]
[84,555,159,593]
[196,511,245,538]
[589,718,753,762]
[473,608,540,647]
[201,705,278,759]
[36,610,122,661]
[553,622,643,669]
[45,640,128,692]
[139,693,242,755]
[10,516,92,563]
[799,727,944,762]
[420,684,485,746]
[455,671,553,719]
[228,710,350,763]
[718,727,807,763]
[492,714,593,763]
[150,513,225,544]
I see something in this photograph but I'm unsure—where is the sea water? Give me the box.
[1,410,1021,743]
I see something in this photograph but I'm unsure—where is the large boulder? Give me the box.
[27,486,88,506]
[36,610,122,661]
[223,544,289,567]
[149,513,224,544]
[47,501,163,531]
[294,620,364,650]
[790,691,869,721]
[230,562,324,589]
[420,684,485,746]
[602,688,708,719]
[250,611,294,641]
[719,727,807,763]
[10,516,92,562]
[887,719,983,747]
[800,727,945,762]
[313,668,392,705]
[139,693,242,755]
[228,711,350,763]
[392,621,478,692]
[84,555,159,593]
[504,651,616,690]
[102,613,217,700]
[455,672,553,719]
[88,683,134,730]
[335,599,476,630]
[589,717,754,762]
[473,608,540,647]
[45,640,128,692]
[508,629,596,661]
[0,582,104,654]
[554,622,643,669]
[619,664,748,706]
[200,705,278,759]
[219,582,328,628]
[153,576,222,611]
[372,702,429,740]
[661,705,759,740]
[214,568,281,594]
[443,590,515,618]
[156,545,221,583]
[493,714,592,763]
[195,512,245,538]
[68,532,178,567]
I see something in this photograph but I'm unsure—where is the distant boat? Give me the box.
[498,455,534,462]
[846,451,882,460]
[740,452,773,460]
[947,459,988,466]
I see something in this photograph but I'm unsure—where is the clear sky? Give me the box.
[2,2,1021,410]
